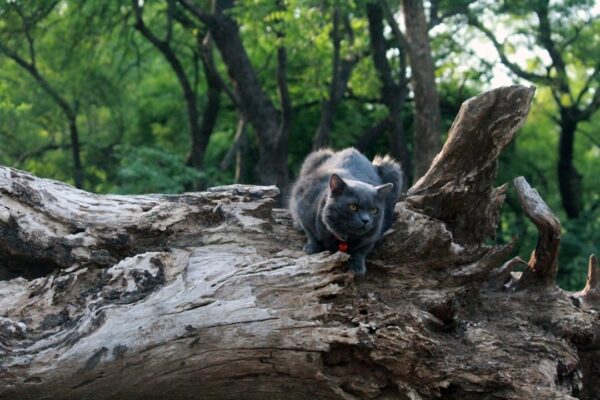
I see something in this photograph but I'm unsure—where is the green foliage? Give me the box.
[560,209,600,289]
[115,145,201,194]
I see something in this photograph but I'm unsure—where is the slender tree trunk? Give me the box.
[312,8,356,149]
[402,0,441,179]
[183,89,203,168]
[205,15,280,146]
[68,117,84,189]
[312,14,341,150]
[234,131,247,183]
[190,36,222,172]
[557,115,582,218]
[356,118,390,153]
[219,116,250,184]
[220,116,246,171]
[185,1,289,197]
[366,1,411,185]
[133,1,218,174]
[274,41,292,198]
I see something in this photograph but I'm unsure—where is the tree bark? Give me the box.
[401,0,442,179]
[179,0,290,197]
[68,117,84,190]
[355,118,390,153]
[312,8,357,149]
[512,176,560,289]
[132,1,219,173]
[408,85,536,244]
[274,33,292,198]
[1,85,599,399]
[558,116,582,219]
[220,116,246,172]
[366,2,411,186]
[194,33,222,173]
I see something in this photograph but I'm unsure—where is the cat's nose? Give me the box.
[361,217,370,225]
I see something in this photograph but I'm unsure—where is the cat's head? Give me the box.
[322,173,393,240]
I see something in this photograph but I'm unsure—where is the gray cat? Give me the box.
[290,148,403,276]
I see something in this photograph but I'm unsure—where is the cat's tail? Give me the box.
[373,155,403,231]
[373,154,403,197]
[299,148,334,177]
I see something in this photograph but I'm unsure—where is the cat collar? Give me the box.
[333,234,348,253]
[337,241,349,253]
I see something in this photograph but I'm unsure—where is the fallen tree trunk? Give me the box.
[1,85,598,400]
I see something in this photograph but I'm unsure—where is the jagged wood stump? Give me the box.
[1,85,599,400]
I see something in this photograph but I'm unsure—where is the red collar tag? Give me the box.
[332,234,348,253]
[338,241,349,253]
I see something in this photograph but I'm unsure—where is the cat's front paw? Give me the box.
[348,257,367,277]
[350,264,366,277]
[303,241,323,254]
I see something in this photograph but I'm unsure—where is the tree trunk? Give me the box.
[402,0,442,180]
[68,117,84,190]
[356,118,390,153]
[132,1,213,173]
[274,41,292,199]
[192,35,222,173]
[193,3,289,195]
[1,85,599,399]
[312,8,357,149]
[557,116,582,219]
[366,2,411,186]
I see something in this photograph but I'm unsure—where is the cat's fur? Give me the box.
[290,148,403,276]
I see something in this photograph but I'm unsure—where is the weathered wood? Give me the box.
[0,85,599,400]
[0,168,278,280]
[408,85,535,244]
[575,254,600,309]
[513,176,561,289]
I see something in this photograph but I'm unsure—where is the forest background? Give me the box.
[0,0,598,289]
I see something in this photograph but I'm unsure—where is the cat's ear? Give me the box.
[329,174,346,196]
[376,183,393,197]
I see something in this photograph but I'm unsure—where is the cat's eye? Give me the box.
[371,207,379,214]
[348,204,358,212]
